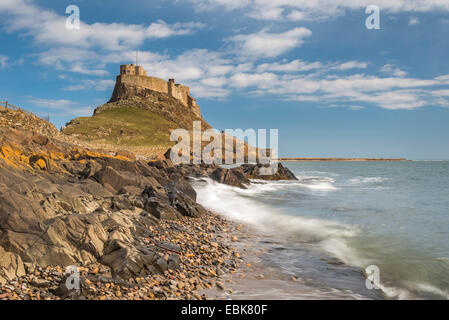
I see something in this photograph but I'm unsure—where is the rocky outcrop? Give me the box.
[0,107,59,137]
[240,163,298,181]
[0,126,296,287]
[0,246,26,286]
[0,127,208,282]
[209,167,250,189]
[95,92,209,132]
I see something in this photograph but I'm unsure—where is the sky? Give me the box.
[1,0,449,159]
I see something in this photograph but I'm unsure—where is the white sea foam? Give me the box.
[295,176,339,191]
[412,283,449,299]
[192,176,448,300]
[348,176,387,185]
[193,177,356,249]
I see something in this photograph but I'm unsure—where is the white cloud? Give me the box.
[29,98,76,110]
[409,17,420,26]
[230,28,312,58]
[29,98,93,116]
[381,64,408,77]
[63,79,115,91]
[0,1,204,51]
[248,7,284,20]
[2,0,447,111]
[290,95,321,102]
[334,61,369,71]
[186,0,449,21]
[257,59,323,73]
[199,77,228,87]
[435,74,449,82]
[287,10,306,21]
[189,0,251,11]
[0,55,8,69]
[230,72,278,88]
[432,90,449,96]
[0,0,206,78]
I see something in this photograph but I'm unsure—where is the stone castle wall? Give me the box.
[119,74,169,94]
[116,65,199,115]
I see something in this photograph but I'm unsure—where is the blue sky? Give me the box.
[1,0,449,159]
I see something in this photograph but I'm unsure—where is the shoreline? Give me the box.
[200,217,380,300]
[0,211,247,300]
[0,207,378,300]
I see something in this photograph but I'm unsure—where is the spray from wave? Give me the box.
[192,177,443,300]
[192,178,358,258]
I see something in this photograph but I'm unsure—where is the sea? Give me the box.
[192,161,449,300]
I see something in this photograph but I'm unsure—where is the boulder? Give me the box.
[240,163,298,181]
[93,166,136,192]
[209,167,250,189]
[100,239,168,279]
[0,246,26,285]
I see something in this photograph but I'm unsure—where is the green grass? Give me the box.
[63,107,177,147]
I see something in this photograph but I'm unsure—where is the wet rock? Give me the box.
[240,163,297,180]
[209,167,250,189]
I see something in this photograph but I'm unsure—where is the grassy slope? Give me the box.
[63,107,177,148]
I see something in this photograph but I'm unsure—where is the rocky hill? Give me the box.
[62,80,258,161]
[0,107,59,138]
[62,65,212,159]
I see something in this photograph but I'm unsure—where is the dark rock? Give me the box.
[240,163,298,180]
[118,185,142,195]
[144,199,180,220]
[175,194,207,218]
[209,167,250,189]
[148,159,173,169]
[155,257,168,273]
[170,176,197,201]
[93,166,136,192]
[167,254,181,271]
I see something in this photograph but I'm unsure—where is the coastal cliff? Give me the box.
[0,92,296,300]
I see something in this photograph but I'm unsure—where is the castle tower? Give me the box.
[120,64,147,76]
[168,79,175,97]
[120,64,136,75]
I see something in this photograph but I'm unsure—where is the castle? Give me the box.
[113,64,200,116]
